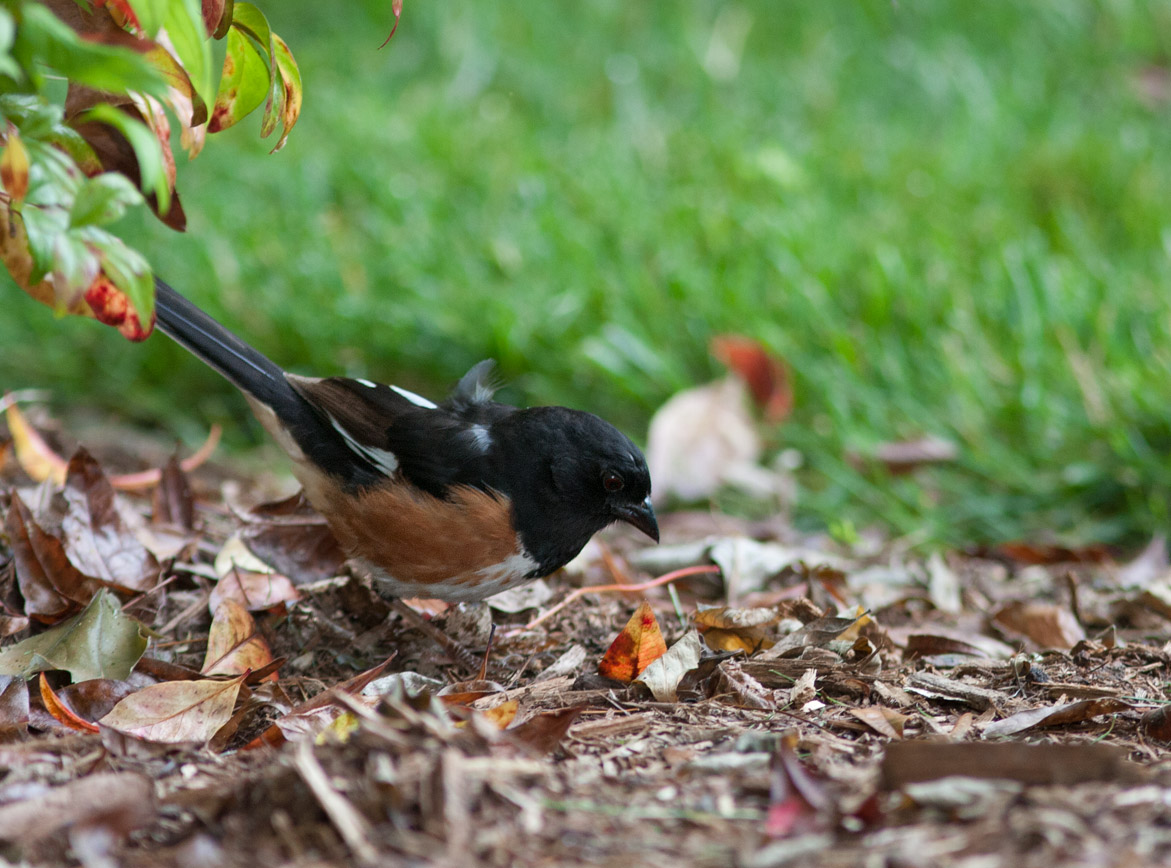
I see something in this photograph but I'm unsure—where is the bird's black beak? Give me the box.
[613,496,659,542]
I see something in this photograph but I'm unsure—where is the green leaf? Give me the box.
[88,230,154,323]
[70,173,144,228]
[269,33,301,153]
[162,0,214,109]
[0,589,149,682]
[208,24,268,133]
[75,104,169,214]
[19,204,68,282]
[227,3,281,137]
[15,5,167,97]
[51,230,99,300]
[0,9,22,81]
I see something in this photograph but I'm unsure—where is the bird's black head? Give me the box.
[497,407,658,575]
[549,412,658,543]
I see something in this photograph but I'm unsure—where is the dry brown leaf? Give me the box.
[990,600,1085,650]
[694,606,780,653]
[982,697,1132,737]
[634,630,705,702]
[710,334,793,423]
[598,601,668,683]
[848,706,909,738]
[209,568,300,614]
[0,772,155,844]
[202,599,276,679]
[98,674,247,746]
[151,455,195,529]
[0,675,29,740]
[62,449,159,591]
[6,493,102,621]
[509,706,585,755]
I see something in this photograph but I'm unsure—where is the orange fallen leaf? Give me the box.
[202,600,276,679]
[508,705,584,754]
[598,601,668,683]
[711,335,793,423]
[481,700,519,730]
[38,673,99,733]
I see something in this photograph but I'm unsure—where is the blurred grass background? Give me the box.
[5,0,1171,547]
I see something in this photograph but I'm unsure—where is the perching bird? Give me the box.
[152,279,658,601]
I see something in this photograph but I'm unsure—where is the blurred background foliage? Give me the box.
[6,0,1171,547]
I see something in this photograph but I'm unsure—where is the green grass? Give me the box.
[6,1,1171,547]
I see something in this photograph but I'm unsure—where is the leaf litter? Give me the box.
[1,419,1171,866]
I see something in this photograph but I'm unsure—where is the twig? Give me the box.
[292,741,380,866]
[503,565,721,638]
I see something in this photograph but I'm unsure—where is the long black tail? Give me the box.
[153,278,378,485]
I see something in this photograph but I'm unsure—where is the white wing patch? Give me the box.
[328,417,399,475]
[466,424,492,453]
[356,378,377,388]
[390,385,438,409]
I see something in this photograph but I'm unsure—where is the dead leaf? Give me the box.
[240,492,346,584]
[481,700,519,730]
[869,436,958,474]
[990,600,1085,650]
[62,449,159,591]
[509,705,585,755]
[6,493,102,621]
[4,401,67,484]
[246,654,396,749]
[694,606,780,653]
[209,567,299,614]
[598,601,668,683]
[151,455,195,529]
[715,660,774,709]
[98,673,247,746]
[983,697,1132,737]
[54,678,137,724]
[39,672,99,732]
[848,706,909,738]
[0,676,29,740]
[634,630,705,702]
[0,588,148,681]
[647,376,771,502]
[201,599,276,678]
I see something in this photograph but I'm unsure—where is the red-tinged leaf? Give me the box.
[508,705,584,755]
[268,34,301,153]
[0,128,30,205]
[95,0,142,31]
[598,601,667,683]
[4,401,67,485]
[711,335,793,423]
[82,273,154,341]
[144,43,208,127]
[201,599,276,679]
[98,674,247,745]
[378,0,402,48]
[6,493,102,621]
[0,676,29,740]
[991,541,1112,566]
[38,673,100,732]
[62,448,160,591]
[201,0,226,36]
[208,16,269,133]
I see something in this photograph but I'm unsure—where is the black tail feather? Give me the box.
[153,277,381,487]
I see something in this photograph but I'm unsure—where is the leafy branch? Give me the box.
[0,0,303,339]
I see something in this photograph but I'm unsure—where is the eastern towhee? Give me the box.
[152,278,659,601]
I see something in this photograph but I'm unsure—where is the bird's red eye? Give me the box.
[602,470,625,492]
